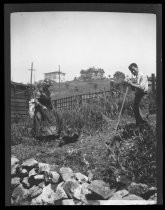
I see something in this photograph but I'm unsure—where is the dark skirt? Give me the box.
[33,106,59,138]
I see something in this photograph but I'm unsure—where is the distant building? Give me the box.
[44,71,66,83]
[80,67,105,81]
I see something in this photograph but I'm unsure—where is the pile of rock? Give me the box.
[11,156,157,205]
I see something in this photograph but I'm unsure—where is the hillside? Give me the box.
[50,79,111,100]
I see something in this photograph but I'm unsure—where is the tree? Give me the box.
[113,71,125,82]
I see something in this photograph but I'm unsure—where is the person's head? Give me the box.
[128,63,139,76]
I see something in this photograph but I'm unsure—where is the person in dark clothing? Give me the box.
[30,80,59,139]
[126,63,148,125]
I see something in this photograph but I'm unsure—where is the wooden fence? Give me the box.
[11,82,31,120]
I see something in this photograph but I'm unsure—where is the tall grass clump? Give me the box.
[102,123,157,188]
[11,114,35,145]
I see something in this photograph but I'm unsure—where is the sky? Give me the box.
[11,12,156,84]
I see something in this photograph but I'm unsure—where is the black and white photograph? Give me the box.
[6,4,162,205]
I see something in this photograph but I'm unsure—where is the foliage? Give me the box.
[113,71,125,83]
[102,122,156,187]
[11,115,35,145]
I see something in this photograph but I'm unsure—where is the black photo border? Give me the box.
[4,3,162,206]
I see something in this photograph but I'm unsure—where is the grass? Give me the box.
[11,87,156,188]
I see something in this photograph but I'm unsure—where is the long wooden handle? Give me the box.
[115,86,129,132]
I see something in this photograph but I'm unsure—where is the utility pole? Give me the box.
[59,65,60,95]
[28,62,35,97]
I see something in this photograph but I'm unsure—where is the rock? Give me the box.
[60,167,74,181]
[31,184,56,205]
[20,168,29,177]
[122,194,144,200]
[38,162,51,173]
[54,182,68,202]
[21,158,38,170]
[29,168,38,177]
[11,164,19,177]
[29,185,43,198]
[113,189,129,198]
[38,181,45,189]
[148,193,157,201]
[63,180,79,199]
[12,184,29,205]
[87,180,113,199]
[81,182,91,195]
[22,177,31,189]
[34,174,45,181]
[50,171,60,184]
[11,177,21,190]
[61,199,75,205]
[74,172,88,183]
[11,156,19,167]
[108,189,127,200]
[44,171,52,184]
[127,182,149,197]
[109,194,123,200]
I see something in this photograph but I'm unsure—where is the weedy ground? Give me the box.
[11,111,156,188]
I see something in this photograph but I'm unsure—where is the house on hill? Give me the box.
[44,71,66,83]
[80,67,105,81]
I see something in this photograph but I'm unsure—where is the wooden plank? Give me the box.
[11,98,28,103]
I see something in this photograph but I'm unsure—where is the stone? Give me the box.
[11,156,19,167]
[50,171,60,184]
[122,194,144,200]
[81,182,91,195]
[31,184,56,205]
[20,168,29,177]
[112,189,129,198]
[74,172,88,183]
[87,180,113,199]
[22,177,31,189]
[148,193,157,201]
[29,185,43,198]
[127,182,149,197]
[38,181,45,189]
[21,158,38,170]
[62,199,75,205]
[38,162,51,173]
[11,164,19,177]
[60,167,74,181]
[29,168,38,177]
[11,177,21,190]
[12,184,29,205]
[54,182,68,202]
[34,174,45,181]
[63,180,79,199]
[44,171,52,184]
[108,194,123,200]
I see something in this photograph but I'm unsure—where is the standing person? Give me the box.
[126,63,148,125]
[29,79,59,139]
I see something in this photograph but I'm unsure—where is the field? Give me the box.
[50,79,111,99]
[11,87,157,188]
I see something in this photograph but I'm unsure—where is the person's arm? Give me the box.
[35,98,47,109]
